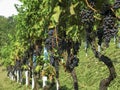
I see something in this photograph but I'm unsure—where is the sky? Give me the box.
[0,0,22,17]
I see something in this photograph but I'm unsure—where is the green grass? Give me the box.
[59,42,120,90]
[0,42,120,90]
[0,66,31,90]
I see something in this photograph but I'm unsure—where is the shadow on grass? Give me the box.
[38,80,71,90]
[60,85,71,90]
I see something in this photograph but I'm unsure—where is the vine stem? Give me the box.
[90,42,116,90]
[94,15,101,20]
[55,26,58,47]
[71,69,78,90]
[111,8,120,20]
[85,0,97,12]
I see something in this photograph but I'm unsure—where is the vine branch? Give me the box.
[85,0,97,12]
[94,15,101,20]
[111,8,120,20]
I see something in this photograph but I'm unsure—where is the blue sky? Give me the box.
[0,0,21,17]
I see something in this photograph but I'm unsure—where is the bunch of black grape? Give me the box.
[65,39,80,55]
[73,41,80,55]
[45,37,56,51]
[80,0,95,24]
[80,9,94,24]
[66,55,79,72]
[58,39,67,54]
[113,0,120,9]
[65,40,80,72]
[80,8,95,47]
[45,29,60,71]
[49,54,59,67]
[102,15,118,47]
[45,29,57,51]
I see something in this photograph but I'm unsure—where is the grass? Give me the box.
[0,41,120,90]
[0,65,30,90]
[59,41,120,90]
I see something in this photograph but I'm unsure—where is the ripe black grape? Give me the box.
[102,15,118,47]
[66,55,79,72]
[48,29,54,36]
[113,0,120,9]
[73,41,80,55]
[80,9,94,24]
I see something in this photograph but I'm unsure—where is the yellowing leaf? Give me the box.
[51,6,61,23]
[70,4,75,15]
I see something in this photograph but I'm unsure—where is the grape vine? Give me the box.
[1,0,119,90]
